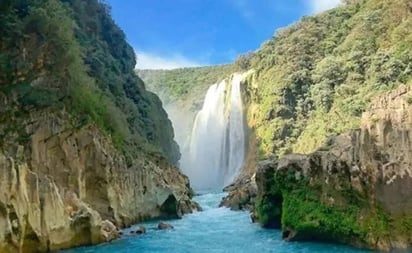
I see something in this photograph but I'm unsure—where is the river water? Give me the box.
[60,192,371,253]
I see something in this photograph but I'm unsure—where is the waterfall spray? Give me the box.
[181,73,246,191]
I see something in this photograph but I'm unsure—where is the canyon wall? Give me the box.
[0,0,198,252]
[255,85,412,251]
[0,108,198,253]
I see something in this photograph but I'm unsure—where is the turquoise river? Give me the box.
[59,192,373,253]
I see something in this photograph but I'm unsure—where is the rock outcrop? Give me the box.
[255,85,412,251]
[219,176,257,211]
[134,226,146,235]
[0,110,198,253]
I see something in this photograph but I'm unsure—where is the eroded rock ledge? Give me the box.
[0,111,198,253]
[255,85,412,251]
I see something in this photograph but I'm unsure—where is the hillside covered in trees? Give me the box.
[0,0,179,163]
[244,0,412,158]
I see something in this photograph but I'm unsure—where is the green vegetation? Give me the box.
[137,65,234,105]
[280,189,394,245]
[0,0,179,164]
[281,191,365,241]
[255,167,398,247]
[255,193,282,228]
[244,0,412,157]
[137,0,412,161]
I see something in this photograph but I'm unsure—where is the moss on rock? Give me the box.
[255,86,412,251]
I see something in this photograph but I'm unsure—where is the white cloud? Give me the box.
[308,0,342,14]
[135,51,204,70]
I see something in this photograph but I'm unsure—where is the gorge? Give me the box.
[1,0,412,252]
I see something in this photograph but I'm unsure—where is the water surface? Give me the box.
[60,192,371,253]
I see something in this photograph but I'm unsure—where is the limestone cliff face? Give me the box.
[361,85,412,214]
[0,110,198,253]
[0,1,198,252]
[255,85,412,251]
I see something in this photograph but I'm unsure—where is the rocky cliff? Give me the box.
[0,109,198,253]
[0,0,198,252]
[255,85,412,251]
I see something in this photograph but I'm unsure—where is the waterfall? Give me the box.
[225,74,245,184]
[181,73,246,191]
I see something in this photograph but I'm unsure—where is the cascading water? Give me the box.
[224,74,245,184]
[181,73,246,191]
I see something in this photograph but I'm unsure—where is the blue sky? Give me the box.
[106,0,342,69]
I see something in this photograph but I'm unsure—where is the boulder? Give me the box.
[135,226,146,235]
[100,220,119,242]
[219,178,257,211]
[157,222,174,230]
